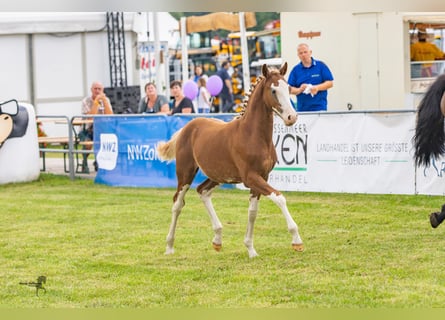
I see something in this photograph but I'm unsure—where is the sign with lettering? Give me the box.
[298,31,321,39]
[137,41,169,96]
[268,112,415,194]
[93,112,444,195]
[93,114,235,188]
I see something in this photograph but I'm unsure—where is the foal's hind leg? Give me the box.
[197,179,223,251]
[165,184,191,255]
[165,142,198,254]
[244,193,259,258]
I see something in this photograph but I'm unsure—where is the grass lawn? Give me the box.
[1,173,445,308]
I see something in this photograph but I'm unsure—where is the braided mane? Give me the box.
[235,74,265,119]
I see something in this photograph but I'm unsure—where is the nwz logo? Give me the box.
[127,144,158,161]
[101,141,117,152]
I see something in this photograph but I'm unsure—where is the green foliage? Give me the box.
[1,173,445,307]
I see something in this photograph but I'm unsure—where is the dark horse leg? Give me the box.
[430,204,445,228]
[197,179,222,251]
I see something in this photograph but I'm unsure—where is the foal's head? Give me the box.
[261,62,298,126]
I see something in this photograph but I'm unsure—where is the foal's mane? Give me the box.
[235,66,281,119]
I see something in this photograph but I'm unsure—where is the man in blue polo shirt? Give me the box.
[288,43,334,112]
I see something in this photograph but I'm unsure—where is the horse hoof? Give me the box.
[430,212,441,228]
[212,242,222,252]
[292,243,304,252]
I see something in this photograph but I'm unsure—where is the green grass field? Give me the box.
[1,173,445,308]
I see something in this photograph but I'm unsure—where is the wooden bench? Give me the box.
[38,136,70,145]
[78,140,94,147]
[38,136,71,172]
[38,137,95,173]
[37,116,96,175]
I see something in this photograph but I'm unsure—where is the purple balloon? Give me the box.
[183,80,199,100]
[206,75,223,96]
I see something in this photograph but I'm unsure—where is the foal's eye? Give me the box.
[272,89,276,95]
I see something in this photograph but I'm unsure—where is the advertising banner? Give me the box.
[268,112,416,194]
[137,41,169,96]
[93,112,427,195]
[94,115,173,187]
[416,155,445,195]
[94,114,235,188]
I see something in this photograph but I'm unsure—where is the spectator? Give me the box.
[80,81,113,173]
[191,65,208,111]
[288,43,334,112]
[170,80,195,115]
[197,77,212,113]
[411,30,445,77]
[191,65,206,83]
[216,61,234,112]
[137,82,170,114]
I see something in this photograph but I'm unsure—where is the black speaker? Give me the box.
[104,86,141,114]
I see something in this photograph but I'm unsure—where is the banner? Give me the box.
[92,111,431,195]
[94,114,235,188]
[416,155,445,195]
[268,112,416,194]
[94,115,172,187]
[137,41,169,96]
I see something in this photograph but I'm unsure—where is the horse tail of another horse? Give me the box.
[413,74,445,167]
[157,129,182,161]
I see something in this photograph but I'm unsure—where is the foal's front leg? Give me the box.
[246,174,304,253]
[267,192,304,251]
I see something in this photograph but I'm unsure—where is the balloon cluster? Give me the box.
[183,75,224,100]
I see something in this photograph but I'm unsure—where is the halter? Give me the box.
[270,87,284,115]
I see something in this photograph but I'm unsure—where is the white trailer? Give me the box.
[281,12,445,111]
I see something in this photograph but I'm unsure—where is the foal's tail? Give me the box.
[413,74,445,167]
[156,129,182,161]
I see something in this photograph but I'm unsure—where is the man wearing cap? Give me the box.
[288,43,334,112]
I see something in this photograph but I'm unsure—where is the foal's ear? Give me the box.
[261,64,269,77]
[279,62,288,76]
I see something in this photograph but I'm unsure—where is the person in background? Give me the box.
[410,30,445,77]
[216,60,234,113]
[169,80,195,115]
[288,43,334,112]
[80,81,113,173]
[197,77,212,113]
[137,82,170,114]
[191,65,208,111]
[191,65,206,83]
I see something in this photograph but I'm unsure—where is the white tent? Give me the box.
[0,12,179,49]
[132,12,179,48]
